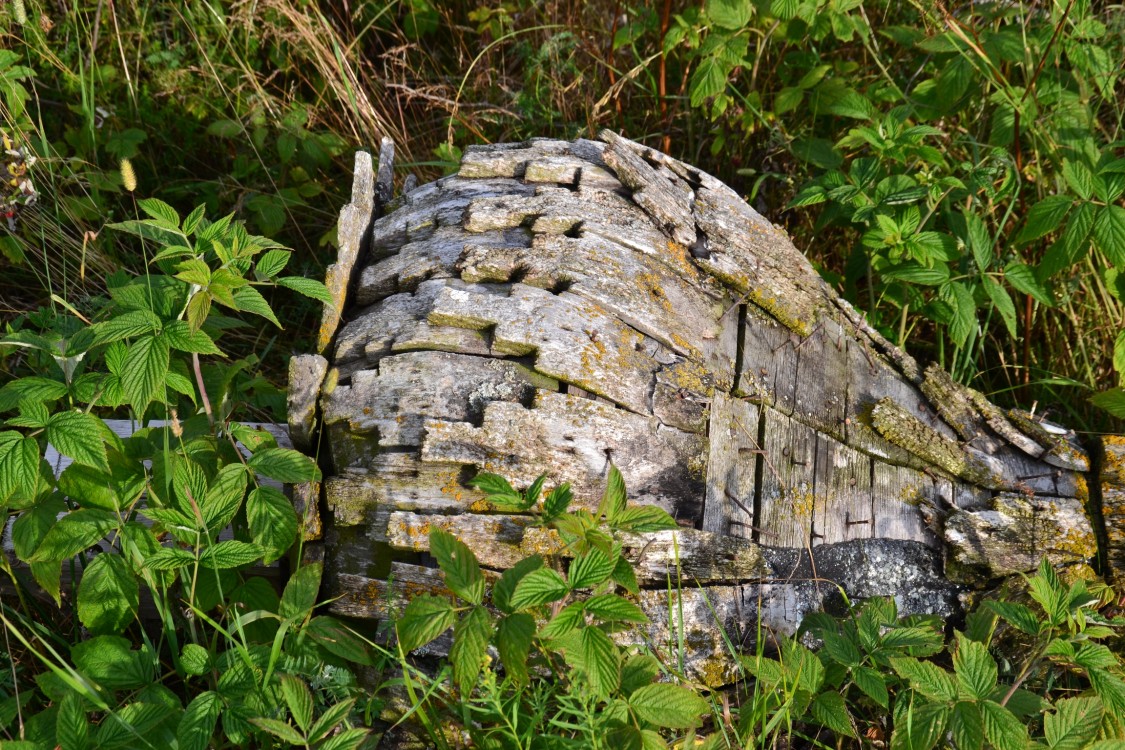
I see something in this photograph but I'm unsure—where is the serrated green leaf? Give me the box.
[0,433,40,501]
[890,694,948,750]
[92,310,164,346]
[47,411,108,469]
[200,463,248,532]
[1045,696,1103,750]
[953,633,996,700]
[854,665,889,708]
[598,464,627,522]
[120,335,169,414]
[72,636,153,690]
[706,0,752,28]
[510,567,570,609]
[980,700,1027,750]
[318,728,369,750]
[198,541,262,569]
[497,613,535,687]
[396,594,456,652]
[180,644,211,676]
[493,554,543,613]
[1094,205,1125,266]
[1016,195,1072,244]
[280,561,322,620]
[138,198,181,228]
[77,553,138,634]
[584,594,647,623]
[430,528,485,605]
[630,683,709,729]
[29,509,117,562]
[982,275,1018,339]
[162,321,223,355]
[1004,262,1053,306]
[985,600,1041,635]
[276,276,334,305]
[249,717,306,745]
[230,285,281,327]
[571,626,620,698]
[811,690,855,737]
[255,249,291,278]
[569,546,616,589]
[95,702,175,750]
[1091,387,1125,418]
[308,698,356,742]
[1062,160,1095,200]
[56,692,89,750]
[951,701,984,750]
[689,55,728,107]
[451,605,491,694]
[612,552,640,595]
[890,657,958,703]
[248,447,320,483]
[612,505,677,532]
[279,674,314,734]
[175,258,212,287]
[246,486,297,564]
[305,617,374,667]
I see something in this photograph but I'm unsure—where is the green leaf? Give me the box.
[201,463,249,532]
[890,657,958,703]
[120,335,170,414]
[1062,160,1095,200]
[1015,195,1072,244]
[510,567,570,609]
[198,541,262,569]
[248,447,321,483]
[47,411,108,470]
[985,601,1040,635]
[571,626,620,698]
[1089,669,1125,716]
[951,701,984,750]
[451,605,491,694]
[308,698,357,743]
[980,700,1027,750]
[175,258,212,287]
[430,528,485,605]
[305,617,375,667]
[497,613,535,687]
[280,561,323,620]
[612,552,640,595]
[249,717,306,745]
[1040,200,1096,280]
[706,0,752,28]
[276,276,334,306]
[1004,262,1053,306]
[612,505,677,532]
[95,702,175,750]
[953,633,996,700]
[180,644,211,676]
[981,276,1018,339]
[29,510,117,562]
[396,594,456,652]
[0,433,40,501]
[630,683,709,729]
[162,321,223,356]
[689,55,728,108]
[1094,205,1125,266]
[230,285,281,327]
[92,310,164,346]
[246,486,298,564]
[598,464,627,522]
[318,728,369,750]
[569,546,616,589]
[890,694,948,750]
[1044,696,1103,750]
[584,594,647,624]
[107,219,187,248]
[255,249,291,278]
[142,547,197,570]
[72,636,153,690]
[279,674,314,734]
[882,263,950,285]
[493,554,543,613]
[941,282,977,348]
[138,198,181,228]
[56,692,89,750]
[1090,388,1125,418]
[542,483,573,519]
[854,665,889,708]
[77,553,139,634]
[811,691,855,738]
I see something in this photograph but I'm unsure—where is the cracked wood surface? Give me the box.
[303,131,1109,687]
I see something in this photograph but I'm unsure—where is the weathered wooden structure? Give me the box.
[289,132,1119,686]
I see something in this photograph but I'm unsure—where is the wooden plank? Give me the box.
[318,151,374,354]
[756,408,817,548]
[1101,436,1125,580]
[458,139,572,178]
[702,393,759,538]
[738,304,799,414]
[600,130,696,247]
[870,462,943,546]
[421,392,706,527]
[812,434,873,546]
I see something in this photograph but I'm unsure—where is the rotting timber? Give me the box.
[289,133,1112,688]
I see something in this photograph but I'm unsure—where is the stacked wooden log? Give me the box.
[289,133,1104,686]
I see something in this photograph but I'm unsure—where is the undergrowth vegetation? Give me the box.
[2,0,1125,748]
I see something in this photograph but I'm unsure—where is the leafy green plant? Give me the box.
[0,199,380,749]
[390,467,712,749]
